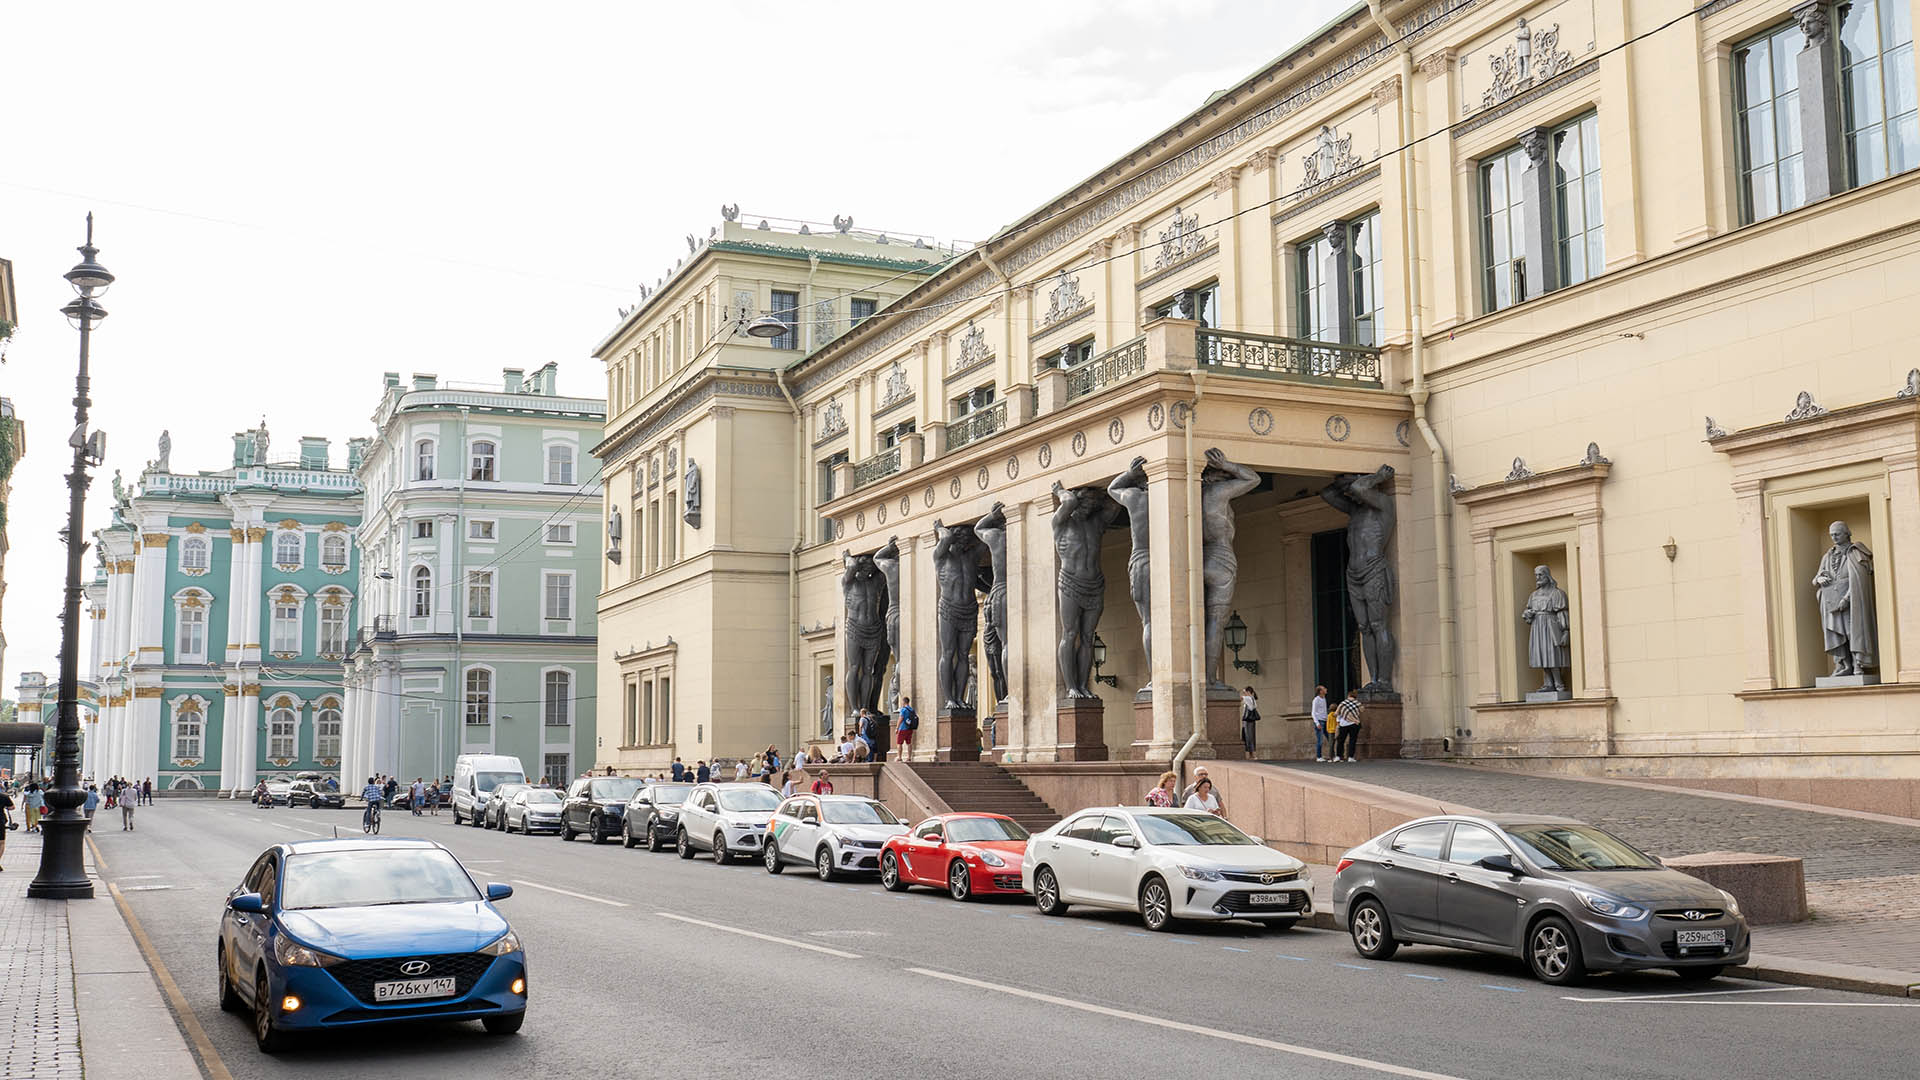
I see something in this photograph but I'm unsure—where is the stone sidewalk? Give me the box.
[0,831,203,1079]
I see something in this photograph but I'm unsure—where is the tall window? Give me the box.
[269,708,297,760]
[1294,231,1334,342]
[543,753,570,789]
[318,604,348,655]
[1736,21,1807,223]
[470,440,496,482]
[415,439,435,480]
[181,536,210,572]
[547,444,575,485]
[173,705,203,761]
[768,290,800,350]
[544,572,573,621]
[1480,144,1529,312]
[950,384,995,420]
[1348,211,1384,346]
[464,668,492,725]
[544,670,572,726]
[271,600,301,654]
[658,675,672,743]
[879,419,917,449]
[818,450,850,542]
[1841,0,1918,186]
[411,566,433,617]
[176,604,206,659]
[624,681,639,744]
[642,678,654,744]
[321,533,348,571]
[1553,114,1605,286]
[850,297,877,326]
[274,531,303,568]
[314,708,341,760]
[467,570,494,619]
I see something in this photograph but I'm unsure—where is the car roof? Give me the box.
[814,793,880,803]
[281,837,448,856]
[933,811,1013,820]
[1387,813,1589,831]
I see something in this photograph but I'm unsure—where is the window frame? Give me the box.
[413,519,435,540]
[415,438,436,481]
[546,443,576,486]
[768,290,800,350]
[317,603,348,656]
[467,569,494,621]
[1734,20,1808,225]
[542,570,575,624]
[174,594,209,661]
[320,533,349,572]
[546,522,575,545]
[172,702,204,761]
[1479,142,1530,313]
[268,705,298,761]
[543,669,573,728]
[469,440,497,482]
[464,666,494,726]
[270,598,303,655]
[468,518,497,542]
[1552,113,1605,287]
[1839,0,1919,187]
[314,706,342,760]
[411,565,434,618]
[179,535,211,573]
[273,529,304,570]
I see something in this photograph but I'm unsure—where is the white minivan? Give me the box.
[452,754,527,826]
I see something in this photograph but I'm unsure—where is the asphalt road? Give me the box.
[95,800,1918,1080]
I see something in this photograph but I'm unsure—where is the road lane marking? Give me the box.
[1221,946,1252,953]
[1479,985,1526,993]
[907,968,1469,1080]
[103,878,236,1080]
[1277,954,1312,961]
[1403,974,1445,981]
[508,879,629,907]
[1562,986,1799,1003]
[656,913,862,958]
[1334,962,1372,970]
[1611,1000,1920,1008]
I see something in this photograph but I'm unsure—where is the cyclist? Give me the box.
[360,776,384,834]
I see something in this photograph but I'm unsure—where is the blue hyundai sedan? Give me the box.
[217,838,527,1053]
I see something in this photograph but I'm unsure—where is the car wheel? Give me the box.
[948,860,972,902]
[712,831,730,864]
[310,798,321,810]
[764,838,784,874]
[452,806,463,825]
[559,819,575,842]
[647,824,665,853]
[1034,866,1067,916]
[253,972,287,1054]
[1349,899,1398,960]
[1673,965,1726,982]
[677,828,695,860]
[481,1011,525,1036]
[217,943,243,1013]
[590,816,606,845]
[622,822,638,849]
[815,846,837,882]
[1527,915,1587,985]
[880,852,907,891]
[1139,875,1174,932]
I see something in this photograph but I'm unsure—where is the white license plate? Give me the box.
[1675,929,1726,947]
[1248,892,1295,906]
[373,977,457,1002]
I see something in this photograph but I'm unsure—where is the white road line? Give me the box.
[1618,1000,1920,1008]
[1563,986,1801,1003]
[508,879,629,907]
[656,913,862,959]
[907,968,1469,1080]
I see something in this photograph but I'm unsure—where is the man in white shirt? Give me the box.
[1310,686,1330,762]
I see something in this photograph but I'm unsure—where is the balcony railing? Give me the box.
[350,616,398,654]
[1196,328,1382,388]
[1064,335,1148,404]
[944,400,1007,453]
[141,472,237,495]
[852,445,902,490]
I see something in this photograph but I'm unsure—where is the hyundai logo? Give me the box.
[1682,910,1706,921]
[399,960,432,976]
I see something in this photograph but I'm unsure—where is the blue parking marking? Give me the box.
[1276,954,1313,962]
[1334,962,1373,971]
[1403,974,1445,981]
[1221,946,1251,953]
[1480,984,1526,993]
[1008,914,1030,919]
[1127,931,1152,938]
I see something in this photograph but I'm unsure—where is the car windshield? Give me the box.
[716,787,781,812]
[522,790,562,804]
[647,784,693,805]
[280,848,482,910]
[946,817,1030,843]
[1502,823,1662,871]
[474,771,522,793]
[1134,813,1258,846]
[589,778,643,801]
[822,800,900,825]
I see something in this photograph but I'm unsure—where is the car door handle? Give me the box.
[1446,872,1461,883]
[1381,859,1395,869]
[1089,851,1101,858]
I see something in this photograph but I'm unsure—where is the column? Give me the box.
[1517,126,1556,300]
[235,684,260,793]
[1471,528,1500,705]
[896,534,922,758]
[225,528,248,661]
[1012,494,1061,762]
[1212,167,1242,329]
[133,527,169,666]
[219,685,242,791]
[1418,50,1464,330]
[1135,459,1197,759]
[1594,0,1645,265]
[129,688,162,787]
[1573,509,1611,698]
[435,514,456,633]
[1885,451,1920,682]
[1794,3,1847,203]
[241,524,267,665]
[1732,479,1776,691]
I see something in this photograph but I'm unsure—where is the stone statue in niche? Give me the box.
[1520,565,1572,700]
[973,503,1009,706]
[1106,457,1153,682]
[1052,482,1123,698]
[606,505,623,564]
[1199,449,1261,687]
[1321,465,1399,697]
[1814,521,1879,683]
[931,520,988,710]
[841,550,891,719]
[683,459,702,528]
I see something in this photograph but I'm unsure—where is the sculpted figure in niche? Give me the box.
[1106,457,1153,678]
[931,520,988,710]
[841,551,890,719]
[973,504,1010,705]
[1052,482,1123,698]
[1198,448,1261,687]
[1321,465,1398,694]
[1520,565,1572,696]
[1814,521,1878,678]
[683,459,702,528]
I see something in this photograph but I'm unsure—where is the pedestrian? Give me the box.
[896,696,919,762]
[1181,766,1211,804]
[142,777,153,805]
[793,745,810,768]
[671,757,685,782]
[837,730,856,763]
[121,786,137,831]
[1145,770,1177,807]
[1334,689,1363,762]
[695,760,710,784]
[23,783,45,832]
[1239,685,1260,757]
[1184,777,1223,816]
[734,758,749,782]
[0,784,14,869]
[863,708,887,764]
[1310,685,1331,762]
[810,770,834,795]
[779,770,796,798]
[83,784,100,832]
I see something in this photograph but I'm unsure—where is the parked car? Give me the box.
[559,776,643,844]
[503,789,564,835]
[287,780,344,810]
[764,794,910,881]
[1022,808,1311,932]
[482,784,532,830]
[263,778,294,806]
[880,812,1029,899]
[451,754,527,827]
[217,838,526,1053]
[674,783,780,863]
[621,782,694,851]
[1332,814,1751,986]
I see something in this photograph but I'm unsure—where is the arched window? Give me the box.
[268,706,297,760]
[181,536,210,572]
[411,566,433,617]
[176,602,207,660]
[464,668,492,725]
[470,440,496,482]
[546,444,575,485]
[271,597,302,654]
[415,439,436,481]
[274,530,304,568]
[544,670,572,727]
[314,707,342,760]
[172,702,203,760]
[321,533,348,571]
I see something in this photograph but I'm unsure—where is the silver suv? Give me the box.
[674,783,781,864]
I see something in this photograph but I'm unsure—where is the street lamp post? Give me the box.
[30,214,113,900]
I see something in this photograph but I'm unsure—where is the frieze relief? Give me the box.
[1037,269,1090,330]
[1153,204,1211,270]
[1461,1,1595,117]
[878,360,913,411]
[950,320,993,374]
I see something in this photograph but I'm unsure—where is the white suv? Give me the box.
[674,783,781,863]
[764,794,909,880]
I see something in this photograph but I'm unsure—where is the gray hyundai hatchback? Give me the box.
[1332,814,1751,985]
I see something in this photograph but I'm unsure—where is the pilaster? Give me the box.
[1794,2,1847,203]
[1136,459,1196,759]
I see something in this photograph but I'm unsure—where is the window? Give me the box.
[467,570,494,620]
[547,444,575,485]
[469,519,496,541]
[1294,230,1334,342]
[465,668,492,725]
[817,450,850,541]
[318,604,347,655]
[1841,0,1918,185]
[642,678,654,744]
[544,670,572,726]
[662,502,676,563]
[173,705,203,761]
[624,681,639,745]
[411,566,433,617]
[649,499,661,569]
[768,290,800,350]
[181,536,210,572]
[321,533,348,571]
[544,572,573,621]
[543,753,570,789]
[1152,283,1218,326]
[950,384,996,420]
[271,600,301,654]
[269,707,297,760]
[658,675,672,743]
[1735,21,1807,223]
[413,520,434,540]
[274,531,303,568]
[415,439,435,481]
[1348,211,1384,346]
[1553,114,1605,287]
[1057,339,1094,369]
[470,440,496,482]
[545,523,574,544]
[314,708,341,760]
[850,297,877,326]
[1480,143,1529,312]
[1390,822,1451,860]
[879,419,916,449]
[176,603,206,659]
[1446,823,1510,866]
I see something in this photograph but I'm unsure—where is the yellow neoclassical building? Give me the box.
[597,0,1920,806]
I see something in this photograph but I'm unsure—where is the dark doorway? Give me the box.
[1310,529,1361,704]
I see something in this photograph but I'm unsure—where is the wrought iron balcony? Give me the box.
[1196,328,1382,388]
[852,445,902,490]
[944,400,1007,453]
[1064,335,1148,404]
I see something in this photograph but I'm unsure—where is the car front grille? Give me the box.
[1215,890,1308,914]
[1220,870,1299,884]
[1654,908,1726,921]
[992,875,1023,890]
[328,952,495,1006]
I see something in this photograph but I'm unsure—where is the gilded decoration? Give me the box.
[230,529,246,543]
[184,522,207,534]
[247,528,267,541]
[141,532,171,546]
[278,518,301,529]
[134,687,165,699]
[322,521,349,532]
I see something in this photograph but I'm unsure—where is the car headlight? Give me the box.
[274,935,344,968]
[974,851,1006,867]
[477,930,522,957]
[1719,890,1742,918]
[1177,865,1224,882]
[1575,891,1646,920]
[830,831,852,845]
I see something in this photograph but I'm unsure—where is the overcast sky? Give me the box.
[0,0,1353,684]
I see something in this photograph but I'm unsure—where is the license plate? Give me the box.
[1248,892,1295,906]
[1675,929,1726,947]
[373,977,457,1002]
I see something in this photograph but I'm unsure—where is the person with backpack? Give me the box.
[896,697,919,762]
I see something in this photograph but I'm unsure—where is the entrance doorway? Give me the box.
[1310,529,1361,703]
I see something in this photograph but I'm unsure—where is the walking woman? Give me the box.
[1145,771,1177,807]
[1239,686,1260,757]
[23,782,45,832]
[1183,777,1224,816]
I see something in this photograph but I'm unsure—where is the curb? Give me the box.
[1729,953,1920,998]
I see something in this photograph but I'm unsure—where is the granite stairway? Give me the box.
[908,761,1061,833]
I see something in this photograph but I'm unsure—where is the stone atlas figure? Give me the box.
[1052,481,1122,698]
[1520,565,1572,696]
[931,519,987,710]
[873,537,903,707]
[973,503,1010,705]
[1107,457,1152,677]
[683,459,702,528]
[1198,448,1261,686]
[1321,465,1398,694]
[840,550,890,718]
[1814,521,1877,678]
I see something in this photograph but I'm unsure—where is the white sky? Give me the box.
[0,0,1354,683]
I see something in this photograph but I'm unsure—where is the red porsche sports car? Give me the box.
[880,813,1031,900]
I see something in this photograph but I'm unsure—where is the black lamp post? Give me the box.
[1226,610,1260,675]
[1091,632,1117,688]
[30,214,112,900]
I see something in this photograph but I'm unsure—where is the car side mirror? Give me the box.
[486,882,514,901]
[637,798,652,806]
[1477,854,1522,876]
[229,893,266,914]
[1113,834,1139,849]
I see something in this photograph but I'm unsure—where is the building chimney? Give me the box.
[503,367,525,393]
[299,437,329,470]
[412,373,438,391]
[534,361,559,396]
[383,371,401,389]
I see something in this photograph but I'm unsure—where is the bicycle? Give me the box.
[363,798,383,835]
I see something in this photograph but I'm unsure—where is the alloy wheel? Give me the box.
[948,860,971,901]
[253,974,284,1053]
[1140,877,1171,931]
[816,847,835,881]
[1353,906,1383,952]
[1035,867,1065,915]
[764,839,783,874]
[1531,923,1572,980]
[713,831,730,864]
[880,852,905,891]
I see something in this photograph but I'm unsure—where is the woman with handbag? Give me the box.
[1239,686,1260,757]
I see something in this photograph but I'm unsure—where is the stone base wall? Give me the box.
[1452,754,1920,820]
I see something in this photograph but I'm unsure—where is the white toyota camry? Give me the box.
[1021,807,1312,931]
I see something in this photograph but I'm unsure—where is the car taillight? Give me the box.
[1335,859,1354,875]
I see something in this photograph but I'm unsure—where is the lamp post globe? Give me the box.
[745,314,788,339]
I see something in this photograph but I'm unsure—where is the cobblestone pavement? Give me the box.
[0,834,84,1080]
